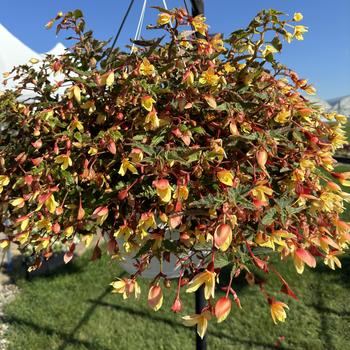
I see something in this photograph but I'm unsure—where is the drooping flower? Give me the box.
[274,109,290,124]
[55,154,72,170]
[192,15,208,36]
[148,285,163,311]
[324,253,342,270]
[214,297,232,323]
[118,158,138,176]
[251,184,273,204]
[0,175,10,193]
[157,13,173,26]
[186,270,216,299]
[293,25,308,40]
[110,278,141,299]
[153,179,172,203]
[141,95,156,112]
[217,170,234,186]
[270,299,289,324]
[293,247,316,274]
[145,110,160,130]
[262,44,278,57]
[182,310,212,339]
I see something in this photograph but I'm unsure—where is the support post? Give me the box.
[195,284,207,350]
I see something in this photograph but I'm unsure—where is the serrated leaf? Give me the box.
[261,208,276,225]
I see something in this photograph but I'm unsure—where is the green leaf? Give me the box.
[261,208,276,225]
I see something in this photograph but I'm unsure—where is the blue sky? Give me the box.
[1,0,349,99]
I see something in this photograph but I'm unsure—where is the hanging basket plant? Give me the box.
[0,7,349,337]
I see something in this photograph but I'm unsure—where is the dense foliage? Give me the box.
[1,8,349,337]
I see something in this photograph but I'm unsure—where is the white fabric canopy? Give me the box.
[0,23,65,91]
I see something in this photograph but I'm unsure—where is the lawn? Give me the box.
[3,166,350,350]
[3,245,350,350]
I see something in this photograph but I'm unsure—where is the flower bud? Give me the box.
[256,150,267,171]
[171,296,182,313]
[214,224,232,252]
[148,285,163,311]
[214,297,232,323]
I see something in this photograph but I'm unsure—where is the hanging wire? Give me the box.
[131,0,148,53]
[106,0,136,63]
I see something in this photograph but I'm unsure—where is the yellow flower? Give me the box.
[293,12,303,22]
[173,185,189,201]
[262,45,278,57]
[111,278,141,299]
[0,175,10,193]
[55,154,72,170]
[192,15,208,36]
[145,110,160,130]
[320,191,344,213]
[141,95,156,112]
[223,62,235,73]
[293,247,316,274]
[148,285,163,311]
[324,253,342,270]
[270,300,289,324]
[140,58,155,76]
[129,148,144,163]
[210,34,225,52]
[118,158,138,176]
[335,114,347,124]
[157,13,172,26]
[45,194,58,214]
[294,25,308,40]
[183,70,194,86]
[300,159,315,171]
[114,225,133,240]
[186,270,216,299]
[182,311,212,339]
[217,170,234,186]
[304,85,316,95]
[199,67,220,87]
[274,109,290,124]
[137,212,157,238]
[284,32,294,43]
[251,185,273,203]
[0,240,10,250]
[10,197,25,208]
[153,179,172,203]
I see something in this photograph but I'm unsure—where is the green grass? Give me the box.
[3,249,350,350]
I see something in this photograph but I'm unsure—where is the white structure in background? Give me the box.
[0,23,65,91]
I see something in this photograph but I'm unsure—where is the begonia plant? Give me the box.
[0,7,349,338]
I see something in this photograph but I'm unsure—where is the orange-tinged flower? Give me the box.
[217,170,234,186]
[10,197,25,208]
[270,300,289,324]
[182,310,211,339]
[157,13,172,26]
[199,67,220,87]
[141,95,156,112]
[153,179,172,203]
[139,58,155,76]
[331,172,350,187]
[293,247,316,274]
[186,270,216,299]
[148,285,163,311]
[251,185,273,203]
[214,224,232,252]
[110,278,141,299]
[214,297,232,323]
[192,15,208,36]
[173,185,189,201]
[183,70,194,86]
[256,150,268,171]
[144,110,160,130]
[129,148,143,163]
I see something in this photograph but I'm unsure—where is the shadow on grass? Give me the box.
[88,299,293,350]
[2,253,84,283]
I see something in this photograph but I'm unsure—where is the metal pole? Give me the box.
[195,284,207,350]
